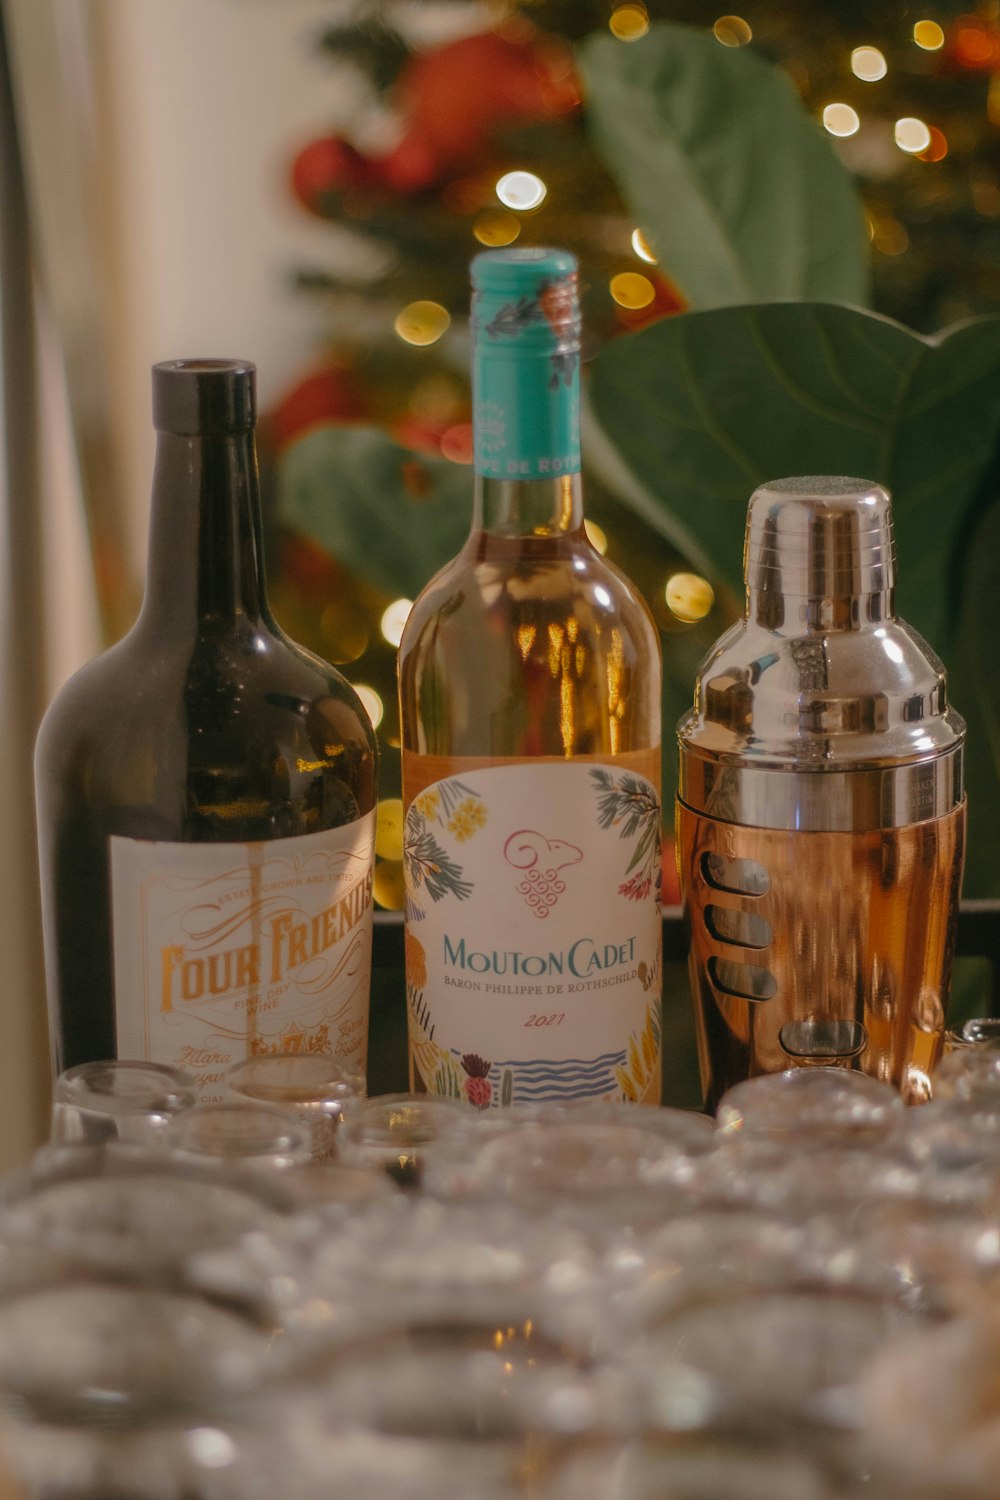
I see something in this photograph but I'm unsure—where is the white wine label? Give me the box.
[402,761,662,1107]
[110,814,375,1103]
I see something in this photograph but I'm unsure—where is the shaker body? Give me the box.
[676,476,966,1108]
[678,799,966,1110]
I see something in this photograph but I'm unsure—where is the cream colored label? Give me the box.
[403,762,662,1107]
[111,814,375,1102]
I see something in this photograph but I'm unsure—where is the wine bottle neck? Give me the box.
[139,430,269,635]
[473,472,584,535]
[470,249,582,536]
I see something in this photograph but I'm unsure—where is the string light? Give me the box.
[380,599,413,648]
[610,272,655,308]
[990,75,1000,128]
[496,171,547,210]
[913,20,945,51]
[584,520,609,554]
[895,117,932,154]
[665,573,714,623]
[872,217,909,255]
[473,209,520,247]
[372,861,405,910]
[822,103,861,137]
[851,46,887,81]
[609,5,649,41]
[440,424,473,464]
[631,228,658,264]
[319,603,368,664]
[918,126,948,162]
[713,16,753,47]
[375,799,404,861]
[354,685,384,728]
[394,301,450,346]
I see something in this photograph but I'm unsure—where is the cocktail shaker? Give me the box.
[677,477,966,1109]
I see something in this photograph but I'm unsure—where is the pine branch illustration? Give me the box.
[404,827,473,903]
[486,295,546,340]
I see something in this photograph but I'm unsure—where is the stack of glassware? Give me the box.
[3,1035,1000,1499]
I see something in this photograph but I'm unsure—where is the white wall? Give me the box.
[95,0,373,578]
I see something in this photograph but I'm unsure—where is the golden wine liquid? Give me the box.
[399,525,661,761]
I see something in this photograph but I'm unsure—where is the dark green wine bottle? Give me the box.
[35,360,377,1099]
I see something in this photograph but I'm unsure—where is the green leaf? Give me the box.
[274,426,471,601]
[577,23,869,309]
[588,303,1000,656]
[949,498,1000,897]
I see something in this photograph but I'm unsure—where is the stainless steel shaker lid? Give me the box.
[677,476,964,831]
[746,476,894,606]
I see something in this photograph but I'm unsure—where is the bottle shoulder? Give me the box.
[400,532,660,661]
[35,617,378,829]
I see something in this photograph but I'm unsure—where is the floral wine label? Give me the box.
[110,813,375,1102]
[402,756,662,1107]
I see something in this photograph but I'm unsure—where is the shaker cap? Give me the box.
[746,476,895,602]
[153,360,256,435]
[677,475,965,829]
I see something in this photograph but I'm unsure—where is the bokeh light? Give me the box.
[665,573,715,623]
[375,799,404,861]
[851,47,887,81]
[473,209,520,247]
[918,126,948,163]
[373,861,406,911]
[380,599,413,648]
[440,423,474,464]
[631,228,658,264]
[872,216,909,256]
[319,603,368,665]
[610,272,655,308]
[394,301,450,347]
[913,20,945,51]
[895,116,933,154]
[584,520,609,555]
[713,16,753,47]
[496,171,547,211]
[609,5,650,41]
[354,684,384,729]
[823,103,861,137]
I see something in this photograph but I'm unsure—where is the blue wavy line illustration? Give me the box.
[513,1081,618,1101]
[494,1053,625,1069]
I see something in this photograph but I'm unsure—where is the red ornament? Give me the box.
[943,15,1000,71]
[269,366,370,450]
[290,29,579,209]
[291,137,374,211]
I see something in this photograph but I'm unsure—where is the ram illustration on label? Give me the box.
[111,815,375,1101]
[504,829,582,918]
[402,763,662,1107]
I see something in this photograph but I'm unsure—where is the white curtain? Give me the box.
[0,2,103,1172]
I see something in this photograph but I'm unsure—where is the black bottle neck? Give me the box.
[137,428,270,638]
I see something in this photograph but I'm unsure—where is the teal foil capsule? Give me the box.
[471,247,582,481]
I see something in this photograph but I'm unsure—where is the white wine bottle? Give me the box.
[35,360,378,1099]
[398,249,663,1109]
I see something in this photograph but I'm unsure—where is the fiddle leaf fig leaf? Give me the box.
[950,498,1000,897]
[274,425,471,600]
[578,23,869,309]
[588,302,1000,656]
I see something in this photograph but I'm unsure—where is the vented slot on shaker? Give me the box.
[708,956,777,1001]
[704,904,773,950]
[701,852,770,897]
[779,1019,868,1059]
